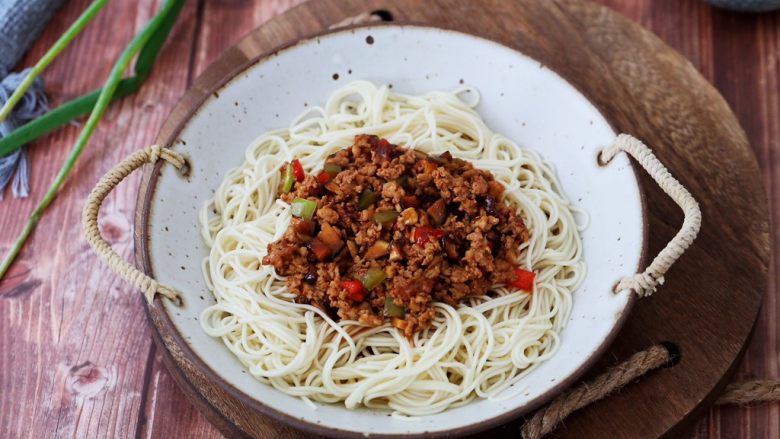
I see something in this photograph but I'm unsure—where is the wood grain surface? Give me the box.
[0,0,777,438]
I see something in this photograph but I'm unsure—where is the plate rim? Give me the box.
[135,22,648,438]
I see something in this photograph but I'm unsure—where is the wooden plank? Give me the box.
[0,0,198,438]
[702,8,780,439]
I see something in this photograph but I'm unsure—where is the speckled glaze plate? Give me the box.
[138,25,645,437]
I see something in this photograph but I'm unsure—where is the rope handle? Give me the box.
[599,134,703,297]
[82,145,185,305]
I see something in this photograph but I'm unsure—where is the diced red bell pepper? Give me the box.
[414,226,445,246]
[509,268,535,292]
[317,163,341,185]
[292,159,305,182]
[341,280,367,301]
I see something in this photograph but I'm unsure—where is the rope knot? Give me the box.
[157,146,186,171]
[598,144,619,165]
[615,272,664,297]
[149,144,162,163]
[599,134,639,165]
[144,278,159,302]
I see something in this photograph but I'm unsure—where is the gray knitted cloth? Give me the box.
[0,0,65,198]
[707,0,780,11]
[0,0,66,78]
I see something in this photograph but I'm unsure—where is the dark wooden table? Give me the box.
[0,0,777,437]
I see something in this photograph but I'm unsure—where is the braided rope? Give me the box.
[717,380,780,405]
[82,145,185,304]
[600,134,702,297]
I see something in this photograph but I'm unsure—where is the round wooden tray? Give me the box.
[134,0,770,437]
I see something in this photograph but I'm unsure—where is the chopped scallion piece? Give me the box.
[374,210,399,225]
[290,198,316,220]
[323,163,342,175]
[357,188,376,210]
[281,163,295,193]
[361,267,387,290]
[384,296,405,317]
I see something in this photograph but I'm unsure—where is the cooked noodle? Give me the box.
[199,81,586,415]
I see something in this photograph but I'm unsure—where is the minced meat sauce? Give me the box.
[262,135,532,337]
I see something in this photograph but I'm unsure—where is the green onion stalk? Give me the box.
[0,0,185,279]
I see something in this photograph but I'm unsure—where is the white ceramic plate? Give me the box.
[141,25,644,437]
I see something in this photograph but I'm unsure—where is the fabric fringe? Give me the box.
[0,68,49,199]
